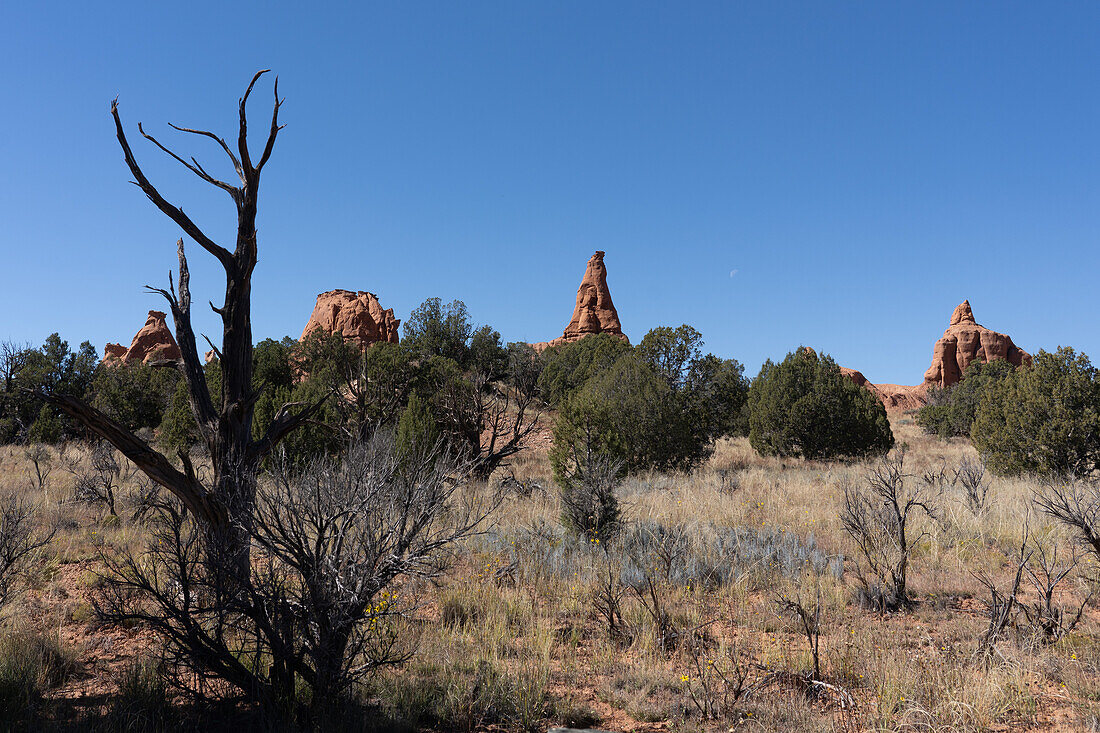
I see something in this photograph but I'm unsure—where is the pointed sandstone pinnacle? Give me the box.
[102,310,182,366]
[533,251,628,352]
[300,289,400,350]
[923,300,1030,389]
[950,299,976,325]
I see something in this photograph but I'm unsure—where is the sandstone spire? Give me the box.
[533,251,628,351]
[102,310,182,366]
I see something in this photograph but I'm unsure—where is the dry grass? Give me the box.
[0,416,1096,731]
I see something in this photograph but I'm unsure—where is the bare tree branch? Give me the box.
[251,395,331,459]
[35,391,226,527]
[111,98,233,270]
[167,123,245,183]
[237,69,270,176]
[256,76,284,172]
[137,122,239,197]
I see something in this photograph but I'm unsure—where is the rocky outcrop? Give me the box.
[300,289,400,349]
[533,251,628,352]
[922,300,1031,389]
[103,310,182,366]
[833,300,1029,411]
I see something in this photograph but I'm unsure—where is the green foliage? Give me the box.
[158,360,221,454]
[549,326,750,485]
[636,325,749,440]
[91,362,179,433]
[396,393,440,465]
[551,352,691,478]
[747,347,894,460]
[159,380,200,454]
[972,347,1100,477]
[684,353,750,439]
[916,359,1015,438]
[252,336,297,392]
[636,324,704,391]
[27,405,63,445]
[467,326,508,379]
[556,454,623,542]
[0,334,97,444]
[402,298,473,364]
[537,333,632,407]
[504,342,542,399]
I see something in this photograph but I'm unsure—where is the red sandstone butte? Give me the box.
[922,300,1031,389]
[300,289,400,349]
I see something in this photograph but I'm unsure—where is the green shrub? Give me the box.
[972,347,1100,477]
[91,361,179,433]
[158,380,201,454]
[747,347,894,460]
[396,393,440,464]
[402,298,474,365]
[1,334,98,444]
[636,325,749,439]
[549,328,747,483]
[557,454,623,542]
[550,352,684,477]
[537,333,633,407]
[916,359,1014,438]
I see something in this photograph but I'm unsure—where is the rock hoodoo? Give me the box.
[533,251,628,351]
[103,310,182,366]
[833,299,1030,412]
[300,289,400,349]
[922,300,1031,389]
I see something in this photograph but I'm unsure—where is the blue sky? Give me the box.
[2,2,1098,385]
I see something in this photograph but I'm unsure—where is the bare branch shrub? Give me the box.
[973,539,1030,662]
[0,494,54,607]
[495,469,545,500]
[682,639,752,720]
[69,441,122,517]
[23,445,52,493]
[953,456,991,515]
[839,449,936,610]
[1021,539,1092,643]
[623,572,680,654]
[591,549,629,641]
[96,431,491,725]
[775,591,823,682]
[1035,478,1100,560]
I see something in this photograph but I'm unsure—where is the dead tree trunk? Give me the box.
[42,71,323,569]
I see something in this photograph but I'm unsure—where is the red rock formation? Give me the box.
[300,289,400,349]
[103,310,182,366]
[922,300,1031,389]
[831,300,1029,411]
[103,343,128,361]
[533,251,628,352]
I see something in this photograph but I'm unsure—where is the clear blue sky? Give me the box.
[2,2,1098,385]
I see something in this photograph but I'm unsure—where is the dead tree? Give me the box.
[973,537,1030,662]
[1022,540,1092,642]
[840,449,937,610]
[40,72,323,567]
